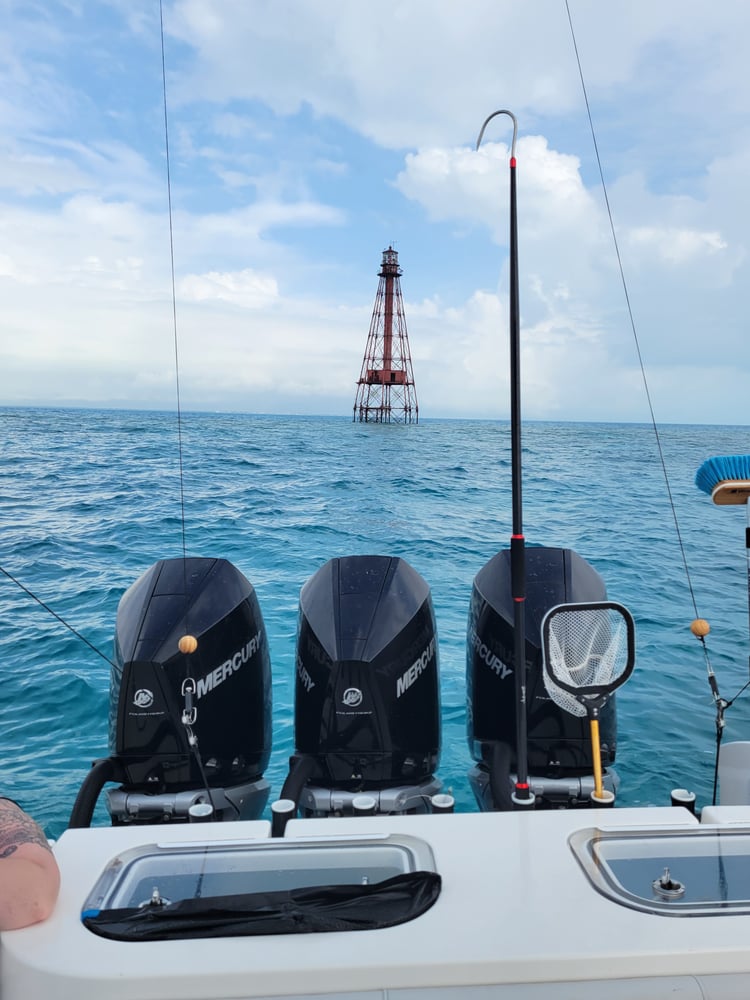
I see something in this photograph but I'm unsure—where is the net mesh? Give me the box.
[542,605,631,717]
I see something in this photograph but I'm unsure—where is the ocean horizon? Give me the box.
[4,402,744,427]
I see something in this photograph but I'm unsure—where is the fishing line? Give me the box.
[159,0,188,567]
[181,677,221,819]
[0,5,188,683]
[564,1,747,803]
[1,6,216,828]
[159,4,220,819]
[564,1,715,677]
[0,565,115,668]
[159,1,193,653]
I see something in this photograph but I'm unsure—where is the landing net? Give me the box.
[542,603,633,717]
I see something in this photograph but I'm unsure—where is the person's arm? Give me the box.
[0,798,60,930]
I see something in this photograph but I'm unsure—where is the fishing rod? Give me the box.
[476,110,532,806]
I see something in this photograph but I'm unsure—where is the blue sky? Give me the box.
[1,0,748,422]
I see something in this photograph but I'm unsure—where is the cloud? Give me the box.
[629,226,728,264]
[163,1,750,153]
[179,268,279,307]
[396,136,598,242]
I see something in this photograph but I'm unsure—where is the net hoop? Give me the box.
[541,600,635,717]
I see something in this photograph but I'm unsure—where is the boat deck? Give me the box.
[4,806,750,999]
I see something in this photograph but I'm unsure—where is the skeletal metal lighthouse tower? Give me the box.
[353,246,418,423]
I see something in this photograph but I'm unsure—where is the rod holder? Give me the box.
[511,790,537,809]
[590,789,615,808]
[188,802,213,823]
[670,788,697,814]
[352,795,378,816]
[271,798,296,837]
[430,793,455,814]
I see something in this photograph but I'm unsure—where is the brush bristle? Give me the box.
[696,455,750,497]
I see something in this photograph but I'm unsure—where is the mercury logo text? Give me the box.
[470,628,512,679]
[296,655,315,693]
[196,632,263,699]
[396,637,436,698]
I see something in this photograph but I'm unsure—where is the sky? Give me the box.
[0,0,748,423]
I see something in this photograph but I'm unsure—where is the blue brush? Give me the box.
[696,455,750,505]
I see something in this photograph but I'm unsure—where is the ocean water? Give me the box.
[1,406,749,839]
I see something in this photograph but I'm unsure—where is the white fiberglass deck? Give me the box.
[5,806,750,999]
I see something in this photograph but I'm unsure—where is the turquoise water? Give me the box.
[1,406,749,838]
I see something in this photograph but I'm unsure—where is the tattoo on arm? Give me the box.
[0,800,51,858]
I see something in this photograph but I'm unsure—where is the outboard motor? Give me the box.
[467,546,618,809]
[69,557,272,827]
[282,555,442,817]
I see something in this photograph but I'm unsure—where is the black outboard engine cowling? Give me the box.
[90,557,271,825]
[289,555,442,816]
[467,546,618,810]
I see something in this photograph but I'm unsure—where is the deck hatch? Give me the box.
[81,834,439,939]
[570,825,750,916]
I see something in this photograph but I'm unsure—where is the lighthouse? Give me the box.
[353,246,418,423]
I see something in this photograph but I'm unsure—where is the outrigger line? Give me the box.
[476,111,533,807]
